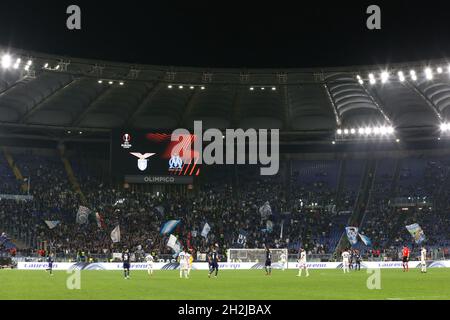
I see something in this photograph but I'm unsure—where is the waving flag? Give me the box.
[76,206,91,224]
[259,201,272,219]
[236,230,248,247]
[167,234,181,253]
[44,220,60,229]
[359,233,372,246]
[110,225,121,243]
[406,223,426,244]
[201,222,211,238]
[95,212,106,230]
[160,220,181,235]
[345,227,359,245]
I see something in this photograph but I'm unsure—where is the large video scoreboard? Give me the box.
[111,130,200,184]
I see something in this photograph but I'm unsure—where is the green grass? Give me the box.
[0,269,449,300]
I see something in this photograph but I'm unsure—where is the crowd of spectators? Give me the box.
[1,149,449,262]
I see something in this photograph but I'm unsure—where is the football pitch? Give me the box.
[0,269,449,300]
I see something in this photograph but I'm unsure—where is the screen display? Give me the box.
[111,130,201,178]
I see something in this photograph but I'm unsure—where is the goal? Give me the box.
[227,248,288,265]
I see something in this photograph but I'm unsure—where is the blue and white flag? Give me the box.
[345,226,359,245]
[406,223,426,244]
[236,230,248,247]
[201,223,211,238]
[160,220,181,235]
[44,220,60,229]
[358,233,372,247]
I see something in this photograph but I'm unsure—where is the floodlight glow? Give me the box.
[168,85,173,89]
[387,126,394,134]
[398,71,405,82]
[24,65,30,71]
[119,82,124,86]
[373,127,380,134]
[109,81,113,85]
[441,123,449,132]
[350,128,356,134]
[381,71,389,83]
[358,128,365,135]
[55,65,60,70]
[27,60,32,66]
[380,126,387,134]
[44,63,49,68]
[410,70,417,81]
[190,86,194,89]
[200,86,205,90]
[332,141,336,145]
[437,67,443,74]
[1,54,12,68]
[179,85,183,89]
[261,87,265,90]
[344,129,349,135]
[272,87,276,91]
[98,80,103,84]
[337,129,343,135]
[250,87,254,91]
[365,127,372,135]
[358,79,364,85]
[425,68,433,80]
[368,73,376,84]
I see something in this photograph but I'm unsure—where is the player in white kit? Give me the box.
[145,253,154,276]
[420,246,427,273]
[178,248,189,279]
[342,249,350,273]
[297,248,309,277]
[279,252,287,271]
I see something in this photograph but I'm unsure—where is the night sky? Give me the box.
[1,1,450,68]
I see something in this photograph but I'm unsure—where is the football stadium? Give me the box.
[0,3,450,303]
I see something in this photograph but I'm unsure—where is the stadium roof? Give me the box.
[1,47,450,140]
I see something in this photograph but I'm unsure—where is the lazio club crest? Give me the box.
[130,152,156,171]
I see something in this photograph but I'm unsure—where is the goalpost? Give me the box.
[227,248,289,269]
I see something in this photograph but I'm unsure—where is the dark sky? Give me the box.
[1,1,450,68]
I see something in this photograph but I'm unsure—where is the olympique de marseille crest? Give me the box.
[169,154,183,171]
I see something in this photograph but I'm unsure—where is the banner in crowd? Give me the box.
[345,227,359,245]
[167,234,181,254]
[201,223,211,238]
[359,233,372,246]
[95,212,106,230]
[406,223,426,244]
[44,220,60,229]
[76,206,91,224]
[110,225,121,243]
[259,201,272,219]
[160,220,181,235]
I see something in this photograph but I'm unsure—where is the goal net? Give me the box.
[227,248,288,265]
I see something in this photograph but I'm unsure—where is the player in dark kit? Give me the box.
[46,253,54,276]
[122,249,131,279]
[265,246,272,275]
[354,250,362,271]
[208,245,219,278]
